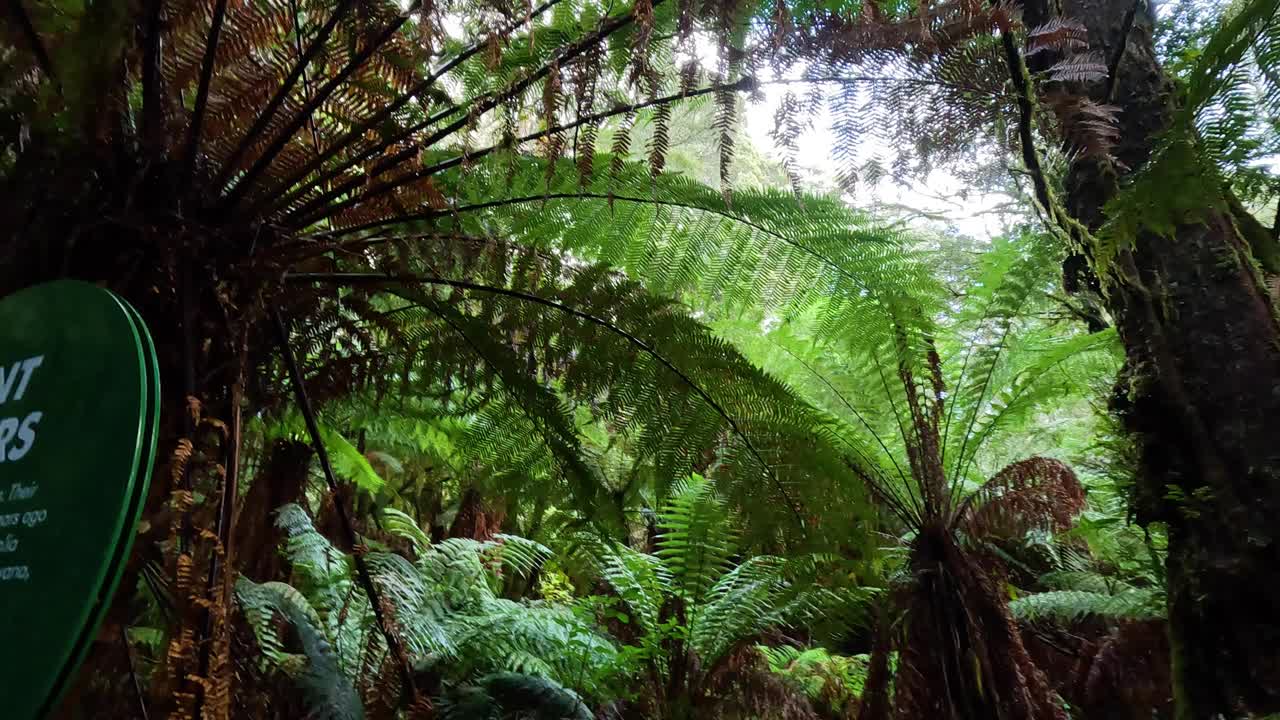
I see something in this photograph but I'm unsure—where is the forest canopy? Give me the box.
[2,0,1279,719]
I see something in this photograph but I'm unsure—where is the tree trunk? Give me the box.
[1030,0,1280,714]
[447,487,506,540]
[234,439,313,581]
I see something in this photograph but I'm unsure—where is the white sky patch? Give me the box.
[740,68,1020,240]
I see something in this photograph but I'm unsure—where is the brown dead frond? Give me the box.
[959,456,1086,540]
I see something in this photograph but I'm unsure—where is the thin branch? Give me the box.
[286,75,753,228]
[211,0,358,193]
[271,309,418,695]
[1272,187,1280,241]
[220,12,414,209]
[284,2,657,227]
[180,0,229,196]
[5,0,60,94]
[250,0,569,218]
[1104,0,1141,102]
[998,22,1098,253]
[287,271,809,529]
[141,0,165,155]
[121,625,150,720]
[999,27,1058,223]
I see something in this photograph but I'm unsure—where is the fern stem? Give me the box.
[180,0,229,197]
[286,1,659,228]
[141,0,164,157]
[251,0,570,219]
[270,309,419,696]
[195,323,246,717]
[286,76,755,229]
[288,271,809,529]
[211,0,358,194]
[946,313,1018,509]
[768,339,914,495]
[305,190,885,306]
[220,11,415,211]
[869,347,927,520]
[402,289,603,508]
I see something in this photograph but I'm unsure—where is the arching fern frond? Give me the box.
[1010,588,1164,623]
[235,576,365,720]
[289,261,873,545]
[955,456,1086,539]
[438,672,594,720]
[316,156,930,323]
[656,473,737,606]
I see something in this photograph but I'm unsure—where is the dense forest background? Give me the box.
[2,0,1279,718]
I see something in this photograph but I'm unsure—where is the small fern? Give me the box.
[1010,587,1164,623]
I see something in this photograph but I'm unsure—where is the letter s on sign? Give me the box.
[7,412,41,462]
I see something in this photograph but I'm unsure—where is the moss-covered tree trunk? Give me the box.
[1027,1,1280,714]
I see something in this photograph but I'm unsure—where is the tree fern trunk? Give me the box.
[857,604,894,720]
[234,439,313,581]
[1026,0,1280,714]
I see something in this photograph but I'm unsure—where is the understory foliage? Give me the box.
[233,476,873,719]
[236,504,606,719]
[4,0,1270,719]
[564,474,875,719]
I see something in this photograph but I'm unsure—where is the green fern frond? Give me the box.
[571,533,671,634]
[1099,0,1280,270]
[382,507,434,553]
[758,645,872,705]
[438,672,594,720]
[235,576,365,720]
[400,155,931,320]
[1009,588,1164,623]
[656,474,738,607]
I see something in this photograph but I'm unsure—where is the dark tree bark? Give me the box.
[233,439,313,581]
[447,487,507,540]
[1025,0,1280,714]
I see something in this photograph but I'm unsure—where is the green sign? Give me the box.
[0,280,160,719]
